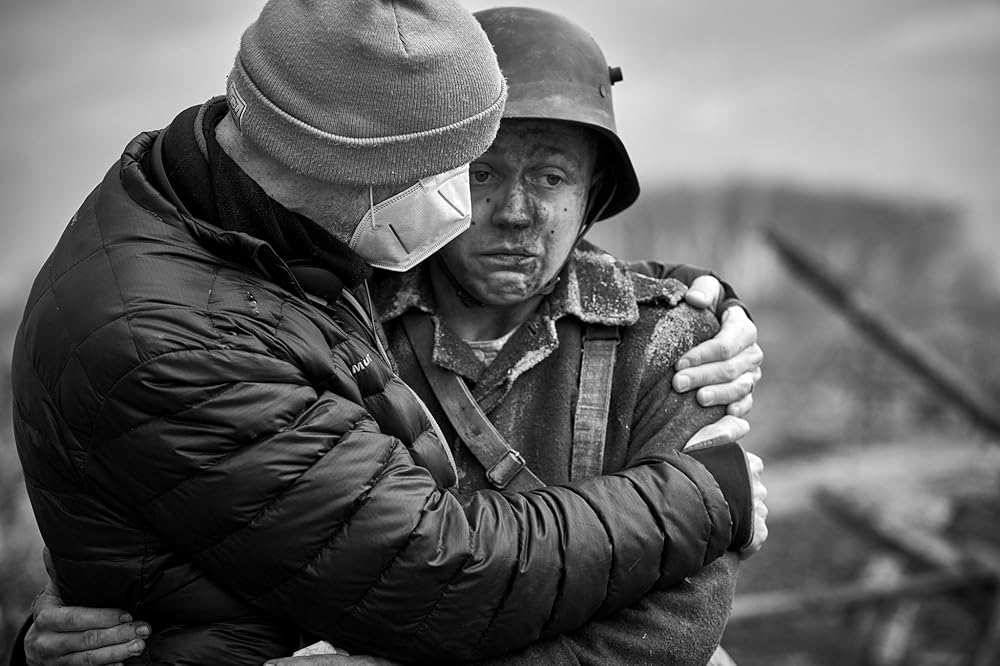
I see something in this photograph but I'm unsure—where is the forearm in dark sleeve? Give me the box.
[476,555,737,666]
[88,353,735,663]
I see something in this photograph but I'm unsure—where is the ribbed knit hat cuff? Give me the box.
[227,63,507,186]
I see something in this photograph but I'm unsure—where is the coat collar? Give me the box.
[375,241,686,401]
[376,239,685,326]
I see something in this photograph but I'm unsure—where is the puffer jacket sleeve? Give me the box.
[84,343,733,663]
[473,301,744,666]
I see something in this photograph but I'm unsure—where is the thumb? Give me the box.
[683,416,750,451]
[684,275,723,311]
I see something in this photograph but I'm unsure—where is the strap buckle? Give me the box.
[486,449,527,489]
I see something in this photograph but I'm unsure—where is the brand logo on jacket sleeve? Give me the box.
[350,354,373,375]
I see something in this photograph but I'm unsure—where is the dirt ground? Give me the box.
[721,434,1000,665]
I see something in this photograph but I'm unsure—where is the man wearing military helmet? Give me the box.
[371,8,767,663]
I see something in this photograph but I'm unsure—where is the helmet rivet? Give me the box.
[608,66,623,84]
[599,84,609,97]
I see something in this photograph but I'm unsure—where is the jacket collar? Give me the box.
[135,97,370,304]
[375,241,686,401]
[376,240,652,327]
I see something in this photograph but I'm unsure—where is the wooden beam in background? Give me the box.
[764,226,1000,440]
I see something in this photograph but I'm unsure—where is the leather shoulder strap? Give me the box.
[570,324,620,481]
[401,312,544,491]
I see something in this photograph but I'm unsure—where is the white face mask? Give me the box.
[349,164,472,272]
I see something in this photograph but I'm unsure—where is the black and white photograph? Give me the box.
[2,1,998,664]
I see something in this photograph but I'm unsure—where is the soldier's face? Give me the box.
[438,119,597,306]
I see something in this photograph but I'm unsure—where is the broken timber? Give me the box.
[764,227,1000,440]
[730,486,1000,663]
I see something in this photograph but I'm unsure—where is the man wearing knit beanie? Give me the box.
[12,0,763,664]
[228,0,507,186]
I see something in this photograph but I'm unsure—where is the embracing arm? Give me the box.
[477,304,757,666]
[73,344,737,663]
[473,557,737,666]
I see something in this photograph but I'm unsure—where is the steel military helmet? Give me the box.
[474,6,640,221]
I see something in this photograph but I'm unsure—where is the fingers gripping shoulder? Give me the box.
[637,303,719,390]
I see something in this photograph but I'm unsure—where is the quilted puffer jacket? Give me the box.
[12,128,736,664]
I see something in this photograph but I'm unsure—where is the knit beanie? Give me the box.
[226,0,508,186]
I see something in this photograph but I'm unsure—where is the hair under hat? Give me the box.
[227,0,507,186]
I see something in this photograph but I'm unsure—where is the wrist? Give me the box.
[686,442,753,550]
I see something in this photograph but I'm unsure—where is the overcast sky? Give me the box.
[2,0,998,309]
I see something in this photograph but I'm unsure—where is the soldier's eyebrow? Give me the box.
[525,142,590,170]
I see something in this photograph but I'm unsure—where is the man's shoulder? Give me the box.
[628,270,687,309]
[565,245,718,364]
[568,241,689,319]
[14,197,339,403]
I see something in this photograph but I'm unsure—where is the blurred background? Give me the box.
[2,1,998,663]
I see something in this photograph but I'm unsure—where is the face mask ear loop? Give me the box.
[436,254,485,308]
[369,186,375,228]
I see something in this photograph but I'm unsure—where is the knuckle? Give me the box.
[701,365,727,388]
[719,358,740,379]
[725,367,747,387]
[687,344,708,364]
[728,397,750,417]
[83,629,101,649]
[720,339,740,359]
[682,354,702,371]
[33,608,53,627]
[704,338,725,357]
[723,381,745,403]
[700,385,725,406]
[24,635,41,660]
